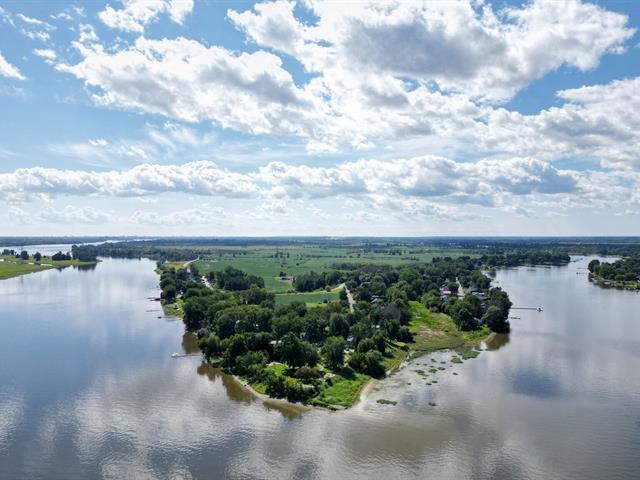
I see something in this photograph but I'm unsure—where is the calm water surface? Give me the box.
[0,256,639,479]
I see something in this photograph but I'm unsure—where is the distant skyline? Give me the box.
[1,0,639,236]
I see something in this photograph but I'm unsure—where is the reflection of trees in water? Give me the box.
[75,263,97,272]
[195,362,305,419]
[485,333,510,351]
[196,362,254,404]
[182,332,199,354]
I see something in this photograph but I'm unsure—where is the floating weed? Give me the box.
[437,367,445,371]
[429,402,437,407]
[453,372,459,375]
[451,356,463,364]
[377,399,397,406]
[462,350,480,359]
[429,368,438,373]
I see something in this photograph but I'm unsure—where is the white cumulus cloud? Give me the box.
[99,0,194,33]
[0,51,25,80]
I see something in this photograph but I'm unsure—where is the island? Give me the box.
[156,252,512,409]
[0,246,98,280]
[588,257,640,290]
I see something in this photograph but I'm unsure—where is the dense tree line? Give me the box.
[588,257,640,283]
[209,266,264,290]
[293,270,343,292]
[481,251,570,267]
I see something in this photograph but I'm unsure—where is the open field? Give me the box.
[0,255,98,280]
[194,246,477,293]
[274,290,340,306]
[408,301,489,355]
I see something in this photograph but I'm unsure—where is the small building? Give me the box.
[472,292,487,300]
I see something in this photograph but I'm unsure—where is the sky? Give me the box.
[0,0,639,237]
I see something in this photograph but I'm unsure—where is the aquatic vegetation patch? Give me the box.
[461,349,481,359]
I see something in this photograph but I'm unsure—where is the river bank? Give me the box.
[588,272,640,291]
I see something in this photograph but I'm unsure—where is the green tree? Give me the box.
[482,305,510,333]
[328,314,349,338]
[276,333,318,368]
[183,296,208,331]
[357,337,375,353]
[222,335,248,368]
[198,333,221,358]
[322,336,345,369]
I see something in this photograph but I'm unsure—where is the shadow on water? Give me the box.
[485,333,510,351]
[181,331,199,354]
[195,362,306,419]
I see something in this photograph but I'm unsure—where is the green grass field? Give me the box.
[194,246,476,293]
[311,367,370,409]
[274,290,340,306]
[408,301,489,355]
[0,256,98,280]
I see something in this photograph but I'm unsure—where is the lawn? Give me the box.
[408,301,489,355]
[311,367,370,409]
[274,290,339,306]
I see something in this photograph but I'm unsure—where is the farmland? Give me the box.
[193,245,476,296]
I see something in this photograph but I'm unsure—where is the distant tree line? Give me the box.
[481,251,570,267]
[1,248,89,263]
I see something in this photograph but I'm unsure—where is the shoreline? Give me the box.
[588,273,640,291]
[201,331,490,413]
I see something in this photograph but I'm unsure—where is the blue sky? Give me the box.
[0,0,639,236]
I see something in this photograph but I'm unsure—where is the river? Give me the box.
[0,256,638,479]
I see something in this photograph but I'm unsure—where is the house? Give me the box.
[472,292,487,301]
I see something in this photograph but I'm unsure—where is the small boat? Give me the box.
[171,352,181,358]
